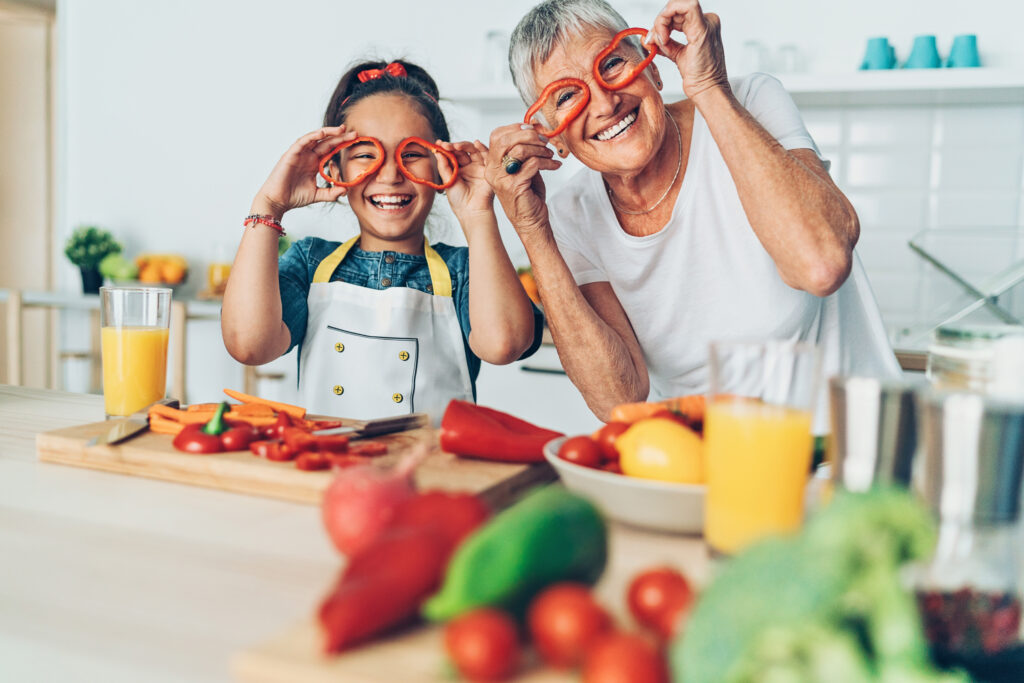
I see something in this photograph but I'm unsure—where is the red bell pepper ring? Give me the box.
[295,451,332,471]
[348,441,388,457]
[395,136,458,191]
[318,136,385,188]
[439,399,564,463]
[282,426,317,452]
[593,27,659,91]
[248,439,297,462]
[314,434,350,453]
[524,77,591,138]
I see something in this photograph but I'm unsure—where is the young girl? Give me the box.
[222,59,543,422]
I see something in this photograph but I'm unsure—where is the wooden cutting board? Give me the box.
[35,420,556,508]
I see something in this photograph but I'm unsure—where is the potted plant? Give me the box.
[64,225,122,294]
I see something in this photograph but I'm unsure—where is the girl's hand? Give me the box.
[252,126,355,218]
[437,140,494,219]
[650,0,729,101]
[483,123,562,241]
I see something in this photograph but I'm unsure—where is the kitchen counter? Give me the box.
[0,385,710,682]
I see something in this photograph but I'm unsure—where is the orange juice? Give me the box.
[101,326,169,416]
[207,262,231,294]
[704,400,814,554]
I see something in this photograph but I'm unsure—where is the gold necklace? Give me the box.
[606,112,682,216]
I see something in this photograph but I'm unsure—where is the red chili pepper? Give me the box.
[349,441,388,457]
[318,136,385,188]
[390,491,491,555]
[593,27,658,92]
[439,399,564,463]
[524,77,591,138]
[395,136,459,190]
[296,451,332,471]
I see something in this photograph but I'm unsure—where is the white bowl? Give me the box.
[543,436,705,535]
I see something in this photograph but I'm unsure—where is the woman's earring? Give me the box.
[558,148,565,155]
[656,80,662,87]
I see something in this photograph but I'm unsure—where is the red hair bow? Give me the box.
[357,62,408,83]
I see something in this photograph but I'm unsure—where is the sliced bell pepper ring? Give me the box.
[282,426,317,452]
[249,439,297,462]
[317,136,385,188]
[593,27,659,92]
[395,136,458,191]
[314,434,350,453]
[524,77,590,138]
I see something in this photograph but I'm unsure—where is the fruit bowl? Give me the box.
[543,436,705,535]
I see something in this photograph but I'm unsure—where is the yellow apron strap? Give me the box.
[424,243,452,298]
[312,236,452,297]
[312,236,360,284]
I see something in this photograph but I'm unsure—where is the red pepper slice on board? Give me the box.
[439,399,564,463]
[282,426,317,452]
[593,28,658,91]
[249,440,297,462]
[265,411,296,440]
[173,423,225,454]
[395,136,459,191]
[328,453,371,468]
[220,425,259,452]
[349,441,388,457]
[524,77,591,138]
[318,136,385,188]
[314,434,350,453]
[296,451,332,471]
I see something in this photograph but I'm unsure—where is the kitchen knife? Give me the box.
[86,398,180,447]
[313,412,428,438]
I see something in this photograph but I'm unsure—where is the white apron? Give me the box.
[298,237,474,424]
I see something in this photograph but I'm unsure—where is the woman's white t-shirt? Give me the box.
[548,73,901,432]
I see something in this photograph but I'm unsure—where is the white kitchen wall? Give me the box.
[55,0,1024,418]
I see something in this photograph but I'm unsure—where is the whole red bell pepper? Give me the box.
[172,401,231,454]
[439,400,563,463]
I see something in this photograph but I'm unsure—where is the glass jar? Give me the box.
[927,325,1024,396]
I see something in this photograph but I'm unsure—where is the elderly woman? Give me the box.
[485,0,900,426]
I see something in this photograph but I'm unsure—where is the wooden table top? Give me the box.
[1,384,709,682]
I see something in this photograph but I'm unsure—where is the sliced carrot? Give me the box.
[149,415,185,435]
[609,394,706,425]
[224,413,277,427]
[149,404,215,424]
[223,388,306,419]
[609,401,669,424]
[229,403,276,416]
[186,402,221,412]
[662,394,705,423]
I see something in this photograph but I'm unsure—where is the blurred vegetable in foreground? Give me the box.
[673,487,968,682]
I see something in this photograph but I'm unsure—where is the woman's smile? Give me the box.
[593,108,638,141]
[366,192,415,213]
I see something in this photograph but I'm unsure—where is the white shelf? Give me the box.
[447,68,1024,110]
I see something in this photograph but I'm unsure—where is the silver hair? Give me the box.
[509,0,646,105]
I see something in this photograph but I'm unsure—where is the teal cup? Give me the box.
[904,35,941,68]
[946,34,981,68]
[860,37,896,70]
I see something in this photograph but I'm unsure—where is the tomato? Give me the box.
[592,422,630,462]
[602,460,623,475]
[558,435,603,468]
[220,425,258,452]
[445,608,521,682]
[527,582,612,668]
[626,567,694,640]
[582,632,669,683]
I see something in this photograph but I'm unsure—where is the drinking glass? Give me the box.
[100,286,172,417]
[704,339,820,555]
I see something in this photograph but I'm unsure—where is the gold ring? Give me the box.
[502,155,523,175]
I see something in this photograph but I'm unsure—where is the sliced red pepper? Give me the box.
[314,434,350,453]
[296,451,332,471]
[265,411,295,440]
[328,453,371,468]
[349,441,388,457]
[282,426,317,452]
[249,439,297,462]
[395,136,458,191]
[524,77,590,138]
[593,27,658,91]
[173,423,225,454]
[439,399,564,463]
[318,136,385,188]
[305,419,344,431]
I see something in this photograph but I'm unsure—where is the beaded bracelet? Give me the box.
[243,214,286,236]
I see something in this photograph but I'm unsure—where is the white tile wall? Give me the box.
[806,101,1024,348]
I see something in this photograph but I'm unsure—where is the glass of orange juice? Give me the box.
[704,340,820,555]
[99,286,172,417]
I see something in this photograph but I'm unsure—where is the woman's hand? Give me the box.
[436,140,494,221]
[650,0,729,100]
[483,123,562,240]
[252,126,354,218]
